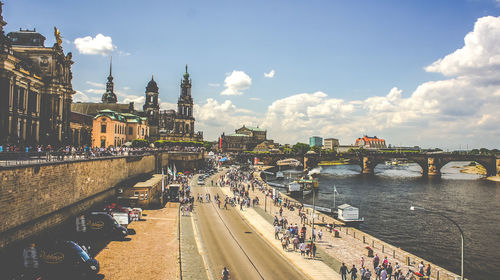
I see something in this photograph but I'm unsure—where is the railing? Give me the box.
[0,149,204,167]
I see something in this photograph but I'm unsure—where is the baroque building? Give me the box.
[0,3,74,146]
[143,75,159,137]
[154,65,202,142]
[220,125,277,153]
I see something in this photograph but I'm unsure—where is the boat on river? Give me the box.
[337,204,364,224]
[385,158,409,166]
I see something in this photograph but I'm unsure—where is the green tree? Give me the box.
[310,145,321,153]
[132,139,149,148]
[292,142,310,155]
[203,141,213,151]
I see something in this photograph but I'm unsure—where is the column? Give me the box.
[362,156,375,174]
[427,157,441,177]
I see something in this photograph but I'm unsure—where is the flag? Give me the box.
[173,164,177,181]
[167,167,173,176]
[334,185,339,195]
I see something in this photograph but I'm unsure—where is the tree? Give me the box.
[311,145,321,153]
[203,141,213,151]
[292,142,310,155]
[132,139,149,148]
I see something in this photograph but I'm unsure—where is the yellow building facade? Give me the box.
[91,109,149,148]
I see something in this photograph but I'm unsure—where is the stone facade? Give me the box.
[156,65,203,142]
[0,154,155,248]
[0,151,204,248]
[0,5,74,146]
[69,111,92,147]
[220,125,271,152]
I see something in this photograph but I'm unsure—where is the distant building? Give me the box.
[220,125,276,152]
[323,138,339,150]
[143,76,160,137]
[336,145,359,153]
[0,5,75,146]
[70,112,92,147]
[71,59,136,117]
[91,109,148,148]
[309,136,323,147]
[355,135,386,149]
[155,65,203,142]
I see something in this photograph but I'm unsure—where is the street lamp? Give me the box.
[410,206,464,280]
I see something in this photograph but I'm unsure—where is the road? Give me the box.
[191,176,307,280]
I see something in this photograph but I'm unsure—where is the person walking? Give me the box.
[363,269,372,280]
[340,263,349,280]
[425,264,431,278]
[386,263,393,280]
[373,254,380,270]
[349,264,358,280]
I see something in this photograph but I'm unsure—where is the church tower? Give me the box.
[143,75,160,137]
[101,57,117,103]
[174,65,195,136]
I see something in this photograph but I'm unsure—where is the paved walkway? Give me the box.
[249,169,460,280]
[180,211,209,280]
[95,202,180,280]
[219,185,341,280]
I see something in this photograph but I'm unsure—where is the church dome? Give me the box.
[146,75,159,93]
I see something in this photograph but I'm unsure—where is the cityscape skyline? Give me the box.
[4,0,500,149]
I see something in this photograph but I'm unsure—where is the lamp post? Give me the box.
[410,206,464,280]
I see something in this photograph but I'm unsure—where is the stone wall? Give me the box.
[0,155,156,249]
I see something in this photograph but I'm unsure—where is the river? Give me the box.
[295,162,500,280]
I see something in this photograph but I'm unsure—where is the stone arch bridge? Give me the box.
[236,153,500,177]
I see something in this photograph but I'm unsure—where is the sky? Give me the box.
[4,0,500,149]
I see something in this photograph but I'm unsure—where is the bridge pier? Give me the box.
[362,156,375,175]
[427,157,442,177]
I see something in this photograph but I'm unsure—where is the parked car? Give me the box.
[76,212,128,241]
[35,240,99,279]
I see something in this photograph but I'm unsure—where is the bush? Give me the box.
[132,139,149,148]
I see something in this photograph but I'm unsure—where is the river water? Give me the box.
[295,162,500,280]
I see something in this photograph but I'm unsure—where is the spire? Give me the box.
[109,56,113,77]
[102,56,117,103]
[151,74,154,81]
[183,64,190,80]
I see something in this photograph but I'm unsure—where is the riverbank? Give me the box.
[459,164,486,175]
[253,166,460,280]
[487,175,500,182]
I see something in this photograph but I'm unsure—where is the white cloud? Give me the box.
[86,81,105,88]
[208,83,220,87]
[117,50,131,56]
[254,16,500,148]
[160,102,176,110]
[249,97,261,101]
[425,16,500,78]
[74,34,116,56]
[220,70,252,96]
[194,98,260,140]
[264,69,275,78]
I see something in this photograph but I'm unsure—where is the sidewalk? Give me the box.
[249,171,460,280]
[180,211,209,280]
[219,185,341,280]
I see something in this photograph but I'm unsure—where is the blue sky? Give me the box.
[4,0,500,148]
